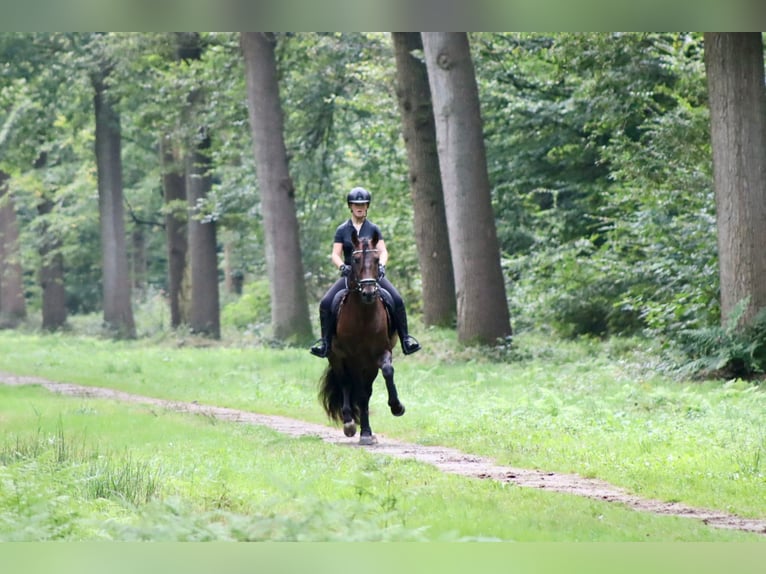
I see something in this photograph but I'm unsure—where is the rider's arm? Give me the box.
[331,242,345,270]
[376,239,388,267]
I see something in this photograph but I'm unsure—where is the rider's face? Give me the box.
[349,203,369,218]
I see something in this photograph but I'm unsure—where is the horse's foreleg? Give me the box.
[358,389,377,445]
[341,385,356,438]
[381,350,405,417]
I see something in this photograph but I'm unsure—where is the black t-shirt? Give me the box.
[334,219,383,264]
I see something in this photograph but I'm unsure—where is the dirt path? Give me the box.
[3,371,765,536]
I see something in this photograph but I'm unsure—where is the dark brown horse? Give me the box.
[318,229,405,445]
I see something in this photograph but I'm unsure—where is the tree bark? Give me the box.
[422,32,512,345]
[0,171,27,328]
[187,131,221,339]
[392,32,456,328]
[37,196,68,331]
[131,227,146,293]
[92,68,136,339]
[704,32,766,328]
[160,134,189,328]
[223,241,244,295]
[241,32,313,343]
[32,154,67,331]
[176,32,220,339]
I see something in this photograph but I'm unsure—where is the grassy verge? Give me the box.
[0,384,760,541]
[0,327,764,531]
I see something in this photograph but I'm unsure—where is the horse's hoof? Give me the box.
[390,403,405,417]
[359,434,378,446]
[343,421,357,437]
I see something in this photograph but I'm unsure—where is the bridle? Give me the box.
[350,246,380,294]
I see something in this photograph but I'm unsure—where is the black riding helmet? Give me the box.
[347,187,372,205]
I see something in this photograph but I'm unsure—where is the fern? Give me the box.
[677,298,766,379]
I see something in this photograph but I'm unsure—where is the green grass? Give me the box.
[0,385,759,542]
[0,327,765,540]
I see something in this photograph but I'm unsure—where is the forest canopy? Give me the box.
[1,32,765,376]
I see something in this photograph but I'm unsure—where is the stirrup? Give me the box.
[401,335,421,355]
[310,339,328,358]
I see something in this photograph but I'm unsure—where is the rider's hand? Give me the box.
[377,264,386,279]
[339,264,351,277]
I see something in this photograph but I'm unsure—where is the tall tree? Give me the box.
[240,32,312,343]
[421,32,512,344]
[161,134,189,328]
[391,32,456,328]
[178,32,220,339]
[704,32,766,328]
[91,62,136,338]
[37,196,67,330]
[186,129,220,338]
[0,171,27,327]
[34,153,67,330]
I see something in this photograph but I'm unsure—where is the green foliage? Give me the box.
[675,300,766,379]
[221,279,271,330]
[2,34,108,315]
[595,35,717,337]
[511,240,643,338]
[277,33,413,299]
[477,33,718,341]
[0,32,749,365]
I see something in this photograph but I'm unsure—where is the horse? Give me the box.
[318,228,406,445]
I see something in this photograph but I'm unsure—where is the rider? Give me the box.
[309,186,421,358]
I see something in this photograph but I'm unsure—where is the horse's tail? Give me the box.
[318,365,359,424]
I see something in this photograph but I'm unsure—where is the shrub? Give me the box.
[675,299,766,379]
[221,279,271,330]
[512,240,644,338]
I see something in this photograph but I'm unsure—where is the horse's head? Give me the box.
[349,228,380,305]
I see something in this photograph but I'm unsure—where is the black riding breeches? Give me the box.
[318,276,405,313]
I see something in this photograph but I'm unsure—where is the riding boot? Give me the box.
[393,304,421,355]
[309,308,334,358]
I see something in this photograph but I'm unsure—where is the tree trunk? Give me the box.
[392,32,456,328]
[223,241,244,295]
[92,68,136,339]
[32,154,67,331]
[161,134,189,327]
[37,196,68,331]
[704,32,766,328]
[0,171,27,328]
[241,32,313,343]
[421,32,512,345]
[175,33,220,339]
[163,33,198,329]
[187,131,221,339]
[131,227,146,293]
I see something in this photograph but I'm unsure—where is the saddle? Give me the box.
[331,287,395,337]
